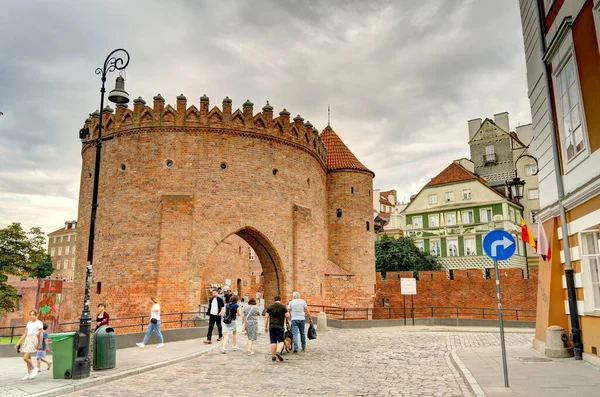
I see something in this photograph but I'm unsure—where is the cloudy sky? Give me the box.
[0,0,531,237]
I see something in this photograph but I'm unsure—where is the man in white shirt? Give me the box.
[204,290,224,344]
[287,291,313,353]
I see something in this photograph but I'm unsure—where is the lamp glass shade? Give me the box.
[509,177,526,200]
[108,76,130,104]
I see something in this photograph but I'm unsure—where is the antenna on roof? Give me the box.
[327,104,330,127]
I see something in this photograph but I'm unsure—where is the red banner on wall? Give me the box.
[36,280,63,334]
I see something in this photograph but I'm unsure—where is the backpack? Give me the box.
[223,304,232,324]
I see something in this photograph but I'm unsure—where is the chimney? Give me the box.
[64,221,69,230]
[494,112,509,132]
[453,158,475,173]
[467,118,482,141]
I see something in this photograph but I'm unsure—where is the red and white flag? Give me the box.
[537,218,551,261]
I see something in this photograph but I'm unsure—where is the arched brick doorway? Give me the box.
[202,227,284,305]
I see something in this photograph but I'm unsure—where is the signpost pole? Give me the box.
[493,259,509,388]
[411,295,414,325]
[403,295,406,326]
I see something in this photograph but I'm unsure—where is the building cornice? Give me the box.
[536,174,600,223]
[543,16,573,62]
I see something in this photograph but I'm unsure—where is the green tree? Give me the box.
[375,234,441,276]
[0,222,47,314]
[30,254,54,279]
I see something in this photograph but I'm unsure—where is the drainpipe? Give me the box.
[534,0,582,359]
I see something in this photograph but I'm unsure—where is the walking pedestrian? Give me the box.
[14,309,44,380]
[204,289,224,344]
[136,296,165,348]
[287,291,313,353]
[220,295,242,353]
[224,288,233,304]
[264,296,289,362]
[241,298,260,355]
[36,323,52,371]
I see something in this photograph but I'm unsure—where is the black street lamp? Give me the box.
[73,49,130,380]
[506,153,539,202]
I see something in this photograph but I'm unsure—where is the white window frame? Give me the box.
[428,194,438,205]
[58,247,62,255]
[445,192,454,202]
[414,241,424,252]
[65,246,70,255]
[594,1,600,55]
[249,248,255,261]
[509,208,514,222]
[64,259,68,269]
[430,240,441,257]
[447,238,459,257]
[480,208,493,223]
[464,237,477,256]
[57,260,61,269]
[462,189,471,200]
[461,210,474,224]
[51,247,55,256]
[525,164,538,176]
[428,214,439,228]
[517,236,524,256]
[412,216,423,229]
[528,188,539,200]
[72,245,76,255]
[580,229,600,312]
[485,145,494,155]
[544,0,554,15]
[445,212,456,226]
[549,30,590,173]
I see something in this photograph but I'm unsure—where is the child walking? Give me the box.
[36,323,52,371]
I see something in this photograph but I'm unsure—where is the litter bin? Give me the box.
[48,332,77,379]
[93,326,116,369]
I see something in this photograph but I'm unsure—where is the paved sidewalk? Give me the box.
[454,345,600,397]
[0,337,218,397]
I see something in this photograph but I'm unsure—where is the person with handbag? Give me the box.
[13,309,44,380]
[241,298,260,355]
[287,291,313,353]
[204,289,224,344]
[219,295,241,353]
[136,296,165,348]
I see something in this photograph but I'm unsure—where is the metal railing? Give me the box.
[307,305,535,322]
[1,306,210,343]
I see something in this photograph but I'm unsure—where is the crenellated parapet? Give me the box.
[82,94,328,166]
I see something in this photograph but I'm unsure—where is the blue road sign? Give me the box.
[483,230,516,261]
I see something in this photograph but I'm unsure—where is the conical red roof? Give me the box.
[321,126,374,176]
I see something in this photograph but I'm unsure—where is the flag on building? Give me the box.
[537,218,551,261]
[521,216,537,250]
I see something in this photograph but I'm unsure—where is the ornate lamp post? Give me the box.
[73,49,130,379]
[506,153,539,202]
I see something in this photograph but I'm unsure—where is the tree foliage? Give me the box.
[375,234,441,276]
[0,222,47,314]
[30,254,54,279]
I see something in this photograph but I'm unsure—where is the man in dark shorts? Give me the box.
[264,296,289,362]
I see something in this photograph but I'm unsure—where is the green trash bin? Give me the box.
[93,326,116,369]
[48,332,77,379]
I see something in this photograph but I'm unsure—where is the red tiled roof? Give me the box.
[48,227,78,236]
[425,162,483,187]
[321,126,374,176]
[324,260,355,276]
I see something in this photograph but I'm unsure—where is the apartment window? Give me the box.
[462,189,471,200]
[58,247,62,255]
[464,238,476,256]
[60,236,63,242]
[412,216,423,229]
[517,236,524,256]
[528,188,539,200]
[428,194,438,205]
[51,247,55,256]
[65,246,70,255]
[430,240,441,257]
[445,192,454,202]
[558,58,586,162]
[336,208,342,218]
[462,210,474,224]
[68,235,71,242]
[366,221,370,231]
[447,239,459,257]
[64,259,68,269]
[581,231,600,311]
[525,164,538,176]
[57,260,61,269]
[509,208,514,222]
[480,208,493,223]
[249,248,255,261]
[72,246,76,255]
[414,241,424,252]
[446,213,456,226]
[531,210,538,224]
[428,214,439,228]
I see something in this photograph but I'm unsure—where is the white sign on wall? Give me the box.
[401,278,417,295]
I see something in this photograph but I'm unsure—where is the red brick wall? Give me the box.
[68,95,373,321]
[375,268,538,320]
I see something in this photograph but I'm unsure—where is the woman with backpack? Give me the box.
[219,295,241,353]
[242,298,260,355]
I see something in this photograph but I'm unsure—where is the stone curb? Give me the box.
[449,350,486,397]
[30,344,219,397]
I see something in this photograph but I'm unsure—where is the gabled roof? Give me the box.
[321,125,375,177]
[48,226,78,236]
[426,162,485,187]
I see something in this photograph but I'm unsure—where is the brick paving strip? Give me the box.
[0,325,535,397]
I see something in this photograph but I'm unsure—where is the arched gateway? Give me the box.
[69,95,375,319]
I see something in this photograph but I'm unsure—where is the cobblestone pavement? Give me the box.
[65,326,533,397]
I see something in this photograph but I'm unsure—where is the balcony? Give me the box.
[483,153,497,165]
